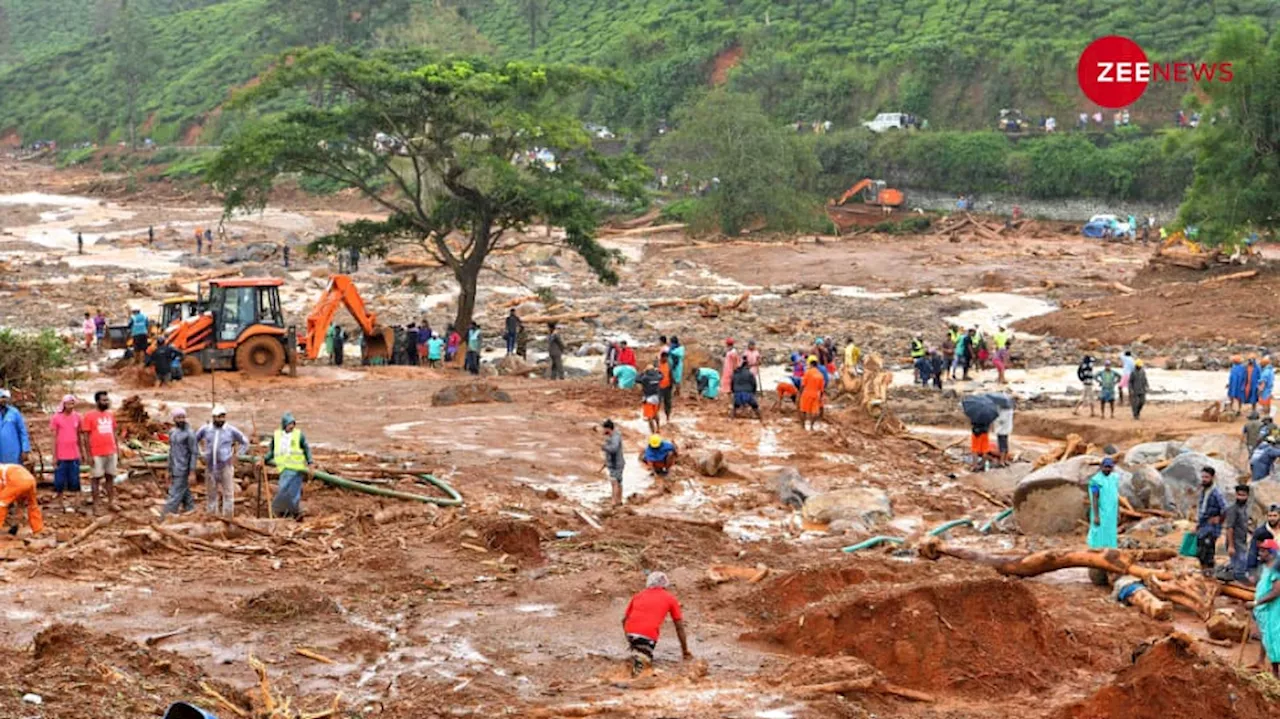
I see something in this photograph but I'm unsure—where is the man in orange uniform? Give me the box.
[657,349,674,424]
[799,355,825,431]
[0,464,43,535]
[622,571,691,675]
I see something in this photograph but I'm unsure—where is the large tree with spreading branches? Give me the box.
[206,47,646,330]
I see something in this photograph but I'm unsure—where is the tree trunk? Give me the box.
[451,219,493,332]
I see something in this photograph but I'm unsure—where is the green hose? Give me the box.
[980,508,1014,534]
[840,536,905,553]
[927,518,973,537]
[127,453,463,506]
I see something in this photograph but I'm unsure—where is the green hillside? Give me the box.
[0,0,1276,143]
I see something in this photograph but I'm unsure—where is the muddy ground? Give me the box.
[1,159,1279,718]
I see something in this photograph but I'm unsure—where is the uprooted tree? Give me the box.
[206,48,647,330]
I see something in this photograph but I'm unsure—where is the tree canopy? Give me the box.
[1176,21,1280,244]
[206,47,647,330]
[654,90,821,235]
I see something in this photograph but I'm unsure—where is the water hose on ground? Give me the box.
[927,518,974,537]
[980,508,1014,534]
[840,536,905,553]
[130,454,464,507]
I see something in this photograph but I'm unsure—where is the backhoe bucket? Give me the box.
[362,325,393,363]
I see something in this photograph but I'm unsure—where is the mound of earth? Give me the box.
[432,382,513,406]
[750,579,1068,697]
[477,518,545,562]
[1054,634,1275,719]
[236,585,338,622]
[0,623,242,719]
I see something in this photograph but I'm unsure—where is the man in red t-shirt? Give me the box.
[622,571,691,674]
[79,390,120,514]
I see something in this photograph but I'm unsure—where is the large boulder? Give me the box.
[1183,433,1248,470]
[1246,479,1280,526]
[1160,453,1240,515]
[1120,466,1173,511]
[801,487,892,531]
[1124,441,1182,466]
[975,461,1034,498]
[495,355,540,376]
[1014,456,1129,535]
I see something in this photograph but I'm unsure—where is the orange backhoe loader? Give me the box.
[300,275,393,363]
[832,178,905,208]
[164,278,298,377]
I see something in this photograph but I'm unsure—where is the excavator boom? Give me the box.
[301,275,391,361]
[835,178,874,206]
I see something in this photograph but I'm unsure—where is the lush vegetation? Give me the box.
[1176,21,1280,244]
[206,48,647,329]
[0,328,72,404]
[3,0,1276,146]
[813,129,1197,202]
[654,90,822,234]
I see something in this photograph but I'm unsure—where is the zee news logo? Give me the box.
[1077,35,1233,109]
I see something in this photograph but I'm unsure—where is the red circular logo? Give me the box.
[1077,36,1149,108]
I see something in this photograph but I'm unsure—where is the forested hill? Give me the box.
[0,0,1276,144]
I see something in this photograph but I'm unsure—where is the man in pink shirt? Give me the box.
[48,394,82,503]
[743,340,762,386]
[721,339,740,396]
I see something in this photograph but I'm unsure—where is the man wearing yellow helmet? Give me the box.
[641,434,678,478]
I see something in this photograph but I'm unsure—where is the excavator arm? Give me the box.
[301,275,390,361]
[834,178,874,206]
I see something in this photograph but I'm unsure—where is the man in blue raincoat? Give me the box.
[1228,355,1247,412]
[0,389,30,466]
[1088,458,1119,550]
[261,412,313,518]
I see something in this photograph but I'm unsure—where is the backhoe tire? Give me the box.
[236,336,286,377]
[180,356,203,377]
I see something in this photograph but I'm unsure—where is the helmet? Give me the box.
[649,434,662,448]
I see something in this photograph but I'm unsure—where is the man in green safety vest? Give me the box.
[910,335,926,382]
[260,412,314,517]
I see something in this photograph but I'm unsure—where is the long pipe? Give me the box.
[980,508,1014,534]
[132,454,463,506]
[840,535,905,553]
[927,518,974,537]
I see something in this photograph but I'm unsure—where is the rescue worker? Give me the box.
[600,419,625,508]
[1251,539,1280,677]
[547,323,565,380]
[622,571,691,676]
[799,356,824,431]
[668,337,686,396]
[641,434,678,476]
[195,406,250,517]
[1129,359,1150,419]
[262,412,313,518]
[0,389,31,466]
[730,362,762,421]
[162,408,198,518]
[909,334,926,382]
[721,339,740,396]
[0,463,43,535]
[638,361,664,433]
[694,366,720,401]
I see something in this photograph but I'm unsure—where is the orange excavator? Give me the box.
[832,178,905,208]
[300,274,393,363]
[164,278,298,377]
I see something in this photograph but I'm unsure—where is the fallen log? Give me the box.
[609,207,662,230]
[1113,282,1136,295]
[1081,311,1115,320]
[794,676,935,703]
[500,294,539,308]
[1199,269,1257,285]
[520,312,599,324]
[597,223,685,237]
[1107,319,1141,329]
[919,538,1174,577]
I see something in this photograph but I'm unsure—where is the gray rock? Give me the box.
[1014,456,1126,535]
[975,461,1033,497]
[1121,466,1173,511]
[801,487,892,530]
[1183,433,1247,470]
[1160,453,1241,515]
[774,468,816,509]
[1124,441,1182,466]
[575,342,606,357]
[222,242,278,265]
